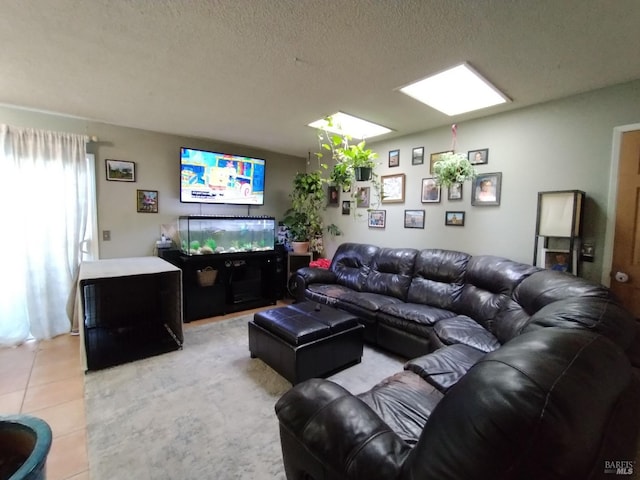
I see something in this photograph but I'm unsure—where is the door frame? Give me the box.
[602,122,640,286]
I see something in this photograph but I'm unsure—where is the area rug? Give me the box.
[84,313,404,480]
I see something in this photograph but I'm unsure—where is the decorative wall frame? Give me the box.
[544,249,571,272]
[381,173,405,203]
[341,200,351,215]
[404,210,425,229]
[388,149,400,167]
[471,172,502,206]
[106,159,135,182]
[468,148,489,165]
[448,182,463,200]
[445,211,465,226]
[137,189,158,213]
[429,150,453,174]
[328,186,339,206]
[412,146,424,165]
[368,210,386,228]
[421,177,441,203]
[356,186,370,208]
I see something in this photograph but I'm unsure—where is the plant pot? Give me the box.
[291,241,310,254]
[354,167,372,181]
[0,415,52,480]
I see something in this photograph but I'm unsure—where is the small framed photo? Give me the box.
[368,210,386,228]
[137,189,158,213]
[430,150,453,174]
[356,186,370,208]
[381,173,405,203]
[421,177,441,203]
[106,159,135,182]
[544,250,571,272]
[388,149,400,167]
[471,172,502,206]
[328,186,339,206]
[412,147,424,165]
[448,182,463,200]
[445,211,465,226]
[468,148,489,165]
[404,210,425,229]
[341,200,351,215]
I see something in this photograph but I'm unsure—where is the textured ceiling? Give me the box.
[1,0,639,157]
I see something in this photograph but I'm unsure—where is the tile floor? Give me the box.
[0,302,289,480]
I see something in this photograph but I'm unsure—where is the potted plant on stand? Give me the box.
[431,152,477,188]
[282,171,326,254]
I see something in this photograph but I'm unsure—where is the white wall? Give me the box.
[321,80,640,283]
[3,79,639,282]
[0,106,306,258]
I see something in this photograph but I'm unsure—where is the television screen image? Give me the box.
[180,147,265,205]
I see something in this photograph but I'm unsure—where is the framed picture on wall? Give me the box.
[421,177,441,203]
[137,189,158,213]
[328,186,339,206]
[106,159,135,182]
[412,147,424,165]
[381,173,405,203]
[388,149,400,167]
[471,172,502,206]
[429,150,453,174]
[341,200,351,215]
[356,186,370,208]
[404,210,425,229]
[368,210,386,228]
[448,182,463,200]
[468,148,489,165]
[445,211,465,226]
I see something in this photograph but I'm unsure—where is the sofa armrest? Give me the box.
[275,379,411,479]
[294,267,338,301]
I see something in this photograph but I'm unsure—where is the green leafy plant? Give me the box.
[281,171,326,248]
[431,152,477,187]
[315,116,379,191]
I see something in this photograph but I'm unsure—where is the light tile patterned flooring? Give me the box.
[0,302,289,480]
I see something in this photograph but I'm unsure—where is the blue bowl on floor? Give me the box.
[0,415,52,480]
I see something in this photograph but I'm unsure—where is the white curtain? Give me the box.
[0,125,89,346]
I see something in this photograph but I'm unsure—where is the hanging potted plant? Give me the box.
[315,116,379,189]
[431,152,477,187]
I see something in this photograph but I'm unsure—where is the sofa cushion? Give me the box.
[524,296,639,357]
[492,298,532,344]
[379,302,456,327]
[454,255,539,333]
[339,291,405,312]
[306,283,361,306]
[363,247,418,301]
[433,315,500,353]
[330,243,380,292]
[406,249,469,309]
[512,269,611,315]
[357,371,444,445]
[404,344,486,392]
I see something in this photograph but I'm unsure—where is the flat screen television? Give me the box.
[180,147,265,205]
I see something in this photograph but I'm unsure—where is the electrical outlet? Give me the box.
[103,230,111,241]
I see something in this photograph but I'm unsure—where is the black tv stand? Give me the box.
[161,250,278,322]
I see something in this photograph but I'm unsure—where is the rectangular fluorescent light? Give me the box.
[308,112,391,139]
[399,63,510,116]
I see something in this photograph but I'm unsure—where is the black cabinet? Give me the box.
[171,251,278,322]
[79,257,183,371]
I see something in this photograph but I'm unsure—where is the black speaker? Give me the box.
[274,244,287,299]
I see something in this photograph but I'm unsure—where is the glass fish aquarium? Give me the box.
[178,215,275,255]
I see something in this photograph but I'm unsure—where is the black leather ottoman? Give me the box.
[248,302,364,384]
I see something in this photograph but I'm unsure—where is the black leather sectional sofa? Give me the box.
[275,242,640,479]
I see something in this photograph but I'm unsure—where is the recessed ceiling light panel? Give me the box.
[308,112,391,139]
[399,63,510,116]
